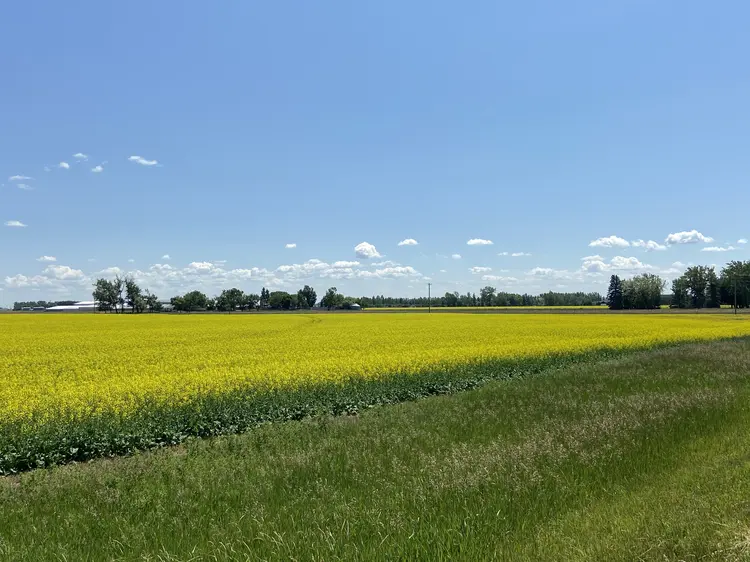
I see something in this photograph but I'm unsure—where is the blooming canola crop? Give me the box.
[3,313,750,425]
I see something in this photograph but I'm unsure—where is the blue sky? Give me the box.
[2,1,749,303]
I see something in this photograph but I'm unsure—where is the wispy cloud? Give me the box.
[354,242,382,259]
[9,175,32,181]
[498,251,508,256]
[285,243,297,249]
[5,220,27,227]
[738,239,748,245]
[451,254,462,260]
[58,162,70,169]
[664,230,713,245]
[469,266,492,274]
[128,155,159,166]
[73,153,88,161]
[467,238,493,246]
[91,165,104,173]
[511,252,532,257]
[589,235,630,248]
[162,254,171,260]
[16,183,34,191]
[398,238,418,246]
[482,275,518,283]
[37,256,57,262]
[701,246,735,253]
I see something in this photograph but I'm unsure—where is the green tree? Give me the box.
[670,277,689,308]
[443,291,460,307]
[269,291,293,310]
[720,260,750,308]
[606,275,623,310]
[683,266,712,308]
[217,288,244,312]
[298,285,317,308]
[124,277,144,313]
[260,288,270,309]
[479,286,496,307]
[93,278,118,313]
[321,287,344,310]
[707,269,721,308]
[143,291,161,312]
[245,293,260,310]
[182,290,208,312]
[113,275,125,313]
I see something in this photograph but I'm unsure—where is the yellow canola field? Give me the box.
[2,313,749,423]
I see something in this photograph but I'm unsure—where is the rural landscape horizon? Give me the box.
[4,2,750,560]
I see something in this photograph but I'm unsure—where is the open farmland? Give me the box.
[2,313,750,474]
[3,338,750,560]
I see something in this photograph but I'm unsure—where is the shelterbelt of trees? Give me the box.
[606,260,750,310]
[12,260,750,312]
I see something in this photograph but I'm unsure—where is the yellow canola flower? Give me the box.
[1,313,749,424]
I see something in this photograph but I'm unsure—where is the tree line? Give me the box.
[606,260,750,310]
[669,261,750,309]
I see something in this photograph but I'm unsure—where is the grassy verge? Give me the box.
[2,339,750,560]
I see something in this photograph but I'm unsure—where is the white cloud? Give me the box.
[9,175,32,181]
[5,274,57,289]
[128,258,135,263]
[610,256,653,270]
[664,230,714,245]
[36,256,57,262]
[98,266,123,277]
[497,252,509,256]
[44,265,85,280]
[581,255,654,274]
[332,261,360,268]
[5,220,27,227]
[511,252,531,257]
[162,254,171,260]
[354,242,382,259]
[672,261,686,268]
[359,266,421,279]
[451,254,462,260]
[91,165,104,173]
[469,266,492,274]
[631,239,667,251]
[701,246,735,253]
[528,267,572,280]
[58,162,70,169]
[73,153,89,161]
[467,238,493,246]
[128,155,159,166]
[187,261,216,272]
[738,239,747,245]
[439,269,447,273]
[16,183,34,190]
[398,238,418,246]
[371,260,400,267]
[285,243,297,249]
[589,235,630,248]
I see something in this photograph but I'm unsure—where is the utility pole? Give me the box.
[428,282,431,314]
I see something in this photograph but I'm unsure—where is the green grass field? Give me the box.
[2,339,750,561]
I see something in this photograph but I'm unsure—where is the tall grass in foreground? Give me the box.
[3,339,750,561]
